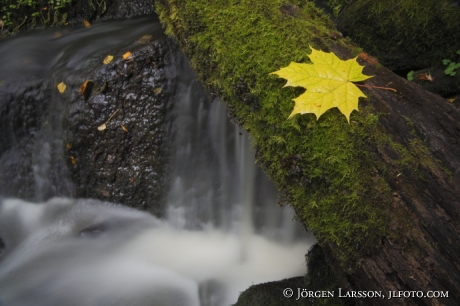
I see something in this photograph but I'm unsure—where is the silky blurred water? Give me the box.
[0,15,315,306]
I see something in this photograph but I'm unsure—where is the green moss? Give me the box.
[0,0,108,33]
[324,0,349,16]
[371,114,450,182]
[155,0,438,265]
[1,0,69,32]
[337,0,460,71]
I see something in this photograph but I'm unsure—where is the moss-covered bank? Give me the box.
[154,0,438,266]
[336,0,460,72]
[0,0,154,34]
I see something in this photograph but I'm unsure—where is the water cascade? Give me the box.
[0,15,315,306]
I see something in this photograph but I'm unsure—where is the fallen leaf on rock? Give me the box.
[57,82,66,93]
[417,72,434,82]
[79,80,93,99]
[70,156,77,164]
[100,81,108,94]
[97,189,110,197]
[98,109,119,131]
[154,87,162,95]
[121,125,128,132]
[447,98,456,103]
[83,19,90,27]
[138,34,152,44]
[66,143,72,150]
[122,51,132,60]
[103,55,114,64]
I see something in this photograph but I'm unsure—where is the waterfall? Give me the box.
[165,56,306,241]
[0,15,315,306]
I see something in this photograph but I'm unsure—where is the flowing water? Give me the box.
[0,15,315,305]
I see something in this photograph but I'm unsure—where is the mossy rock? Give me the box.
[0,0,154,34]
[232,244,348,306]
[232,277,310,306]
[232,275,343,306]
[336,0,460,72]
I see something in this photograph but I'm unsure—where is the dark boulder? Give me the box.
[65,39,172,214]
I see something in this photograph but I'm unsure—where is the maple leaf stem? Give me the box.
[355,84,397,92]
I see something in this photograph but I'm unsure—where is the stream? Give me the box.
[0,15,315,306]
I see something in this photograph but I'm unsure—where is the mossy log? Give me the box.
[155,1,460,305]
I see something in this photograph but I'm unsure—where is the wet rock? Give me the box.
[232,277,316,306]
[0,80,44,199]
[408,67,460,98]
[0,16,172,213]
[65,40,172,215]
[232,246,348,306]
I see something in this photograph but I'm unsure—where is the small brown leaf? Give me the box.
[97,189,110,197]
[121,125,128,132]
[70,156,77,164]
[98,109,119,131]
[83,19,90,27]
[358,52,378,66]
[153,87,162,95]
[447,98,456,103]
[57,82,66,93]
[97,123,107,131]
[79,80,93,100]
[417,72,434,82]
[103,55,114,64]
[138,35,152,44]
[66,143,72,150]
[122,51,132,60]
[100,81,108,94]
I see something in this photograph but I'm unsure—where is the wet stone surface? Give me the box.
[0,79,55,199]
[65,40,172,215]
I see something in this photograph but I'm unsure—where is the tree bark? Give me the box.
[323,44,460,306]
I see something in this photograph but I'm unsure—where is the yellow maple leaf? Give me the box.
[270,46,373,123]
